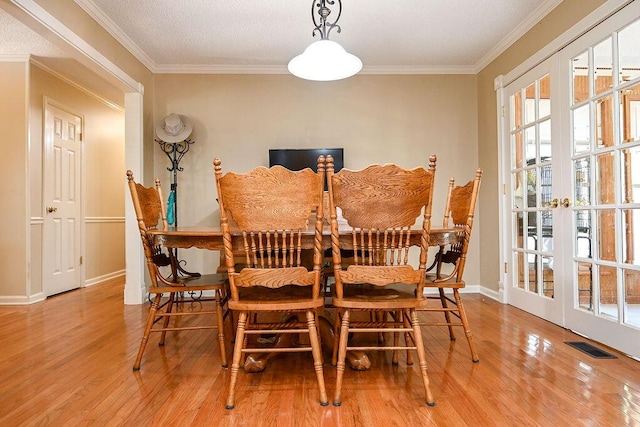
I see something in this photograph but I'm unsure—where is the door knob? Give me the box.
[561,198,571,208]
[546,198,559,208]
[46,206,57,213]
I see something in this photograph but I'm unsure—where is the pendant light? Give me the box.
[288,0,362,81]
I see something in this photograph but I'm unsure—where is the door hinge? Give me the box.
[503,184,506,195]
[501,106,506,117]
[80,256,83,265]
[504,262,508,273]
[79,132,83,142]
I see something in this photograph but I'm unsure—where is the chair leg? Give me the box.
[402,312,414,365]
[133,294,161,371]
[215,290,228,368]
[392,310,400,365]
[453,289,479,363]
[333,309,351,406]
[438,288,456,341]
[226,310,247,410]
[409,309,435,406]
[159,293,175,346]
[306,310,329,406]
[331,309,342,366]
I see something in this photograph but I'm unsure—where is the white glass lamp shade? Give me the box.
[288,39,362,81]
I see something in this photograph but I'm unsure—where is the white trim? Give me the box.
[154,64,478,75]
[30,59,124,112]
[85,216,125,223]
[0,293,46,305]
[495,74,507,305]
[0,54,30,62]
[501,0,633,87]
[10,0,143,93]
[474,0,563,73]
[74,0,156,72]
[479,286,502,302]
[422,284,481,296]
[85,270,125,287]
[30,217,44,225]
[124,92,146,305]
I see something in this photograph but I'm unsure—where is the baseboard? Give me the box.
[422,284,480,295]
[0,292,46,305]
[479,286,503,302]
[84,270,125,287]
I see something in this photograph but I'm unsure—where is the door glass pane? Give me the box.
[576,210,592,259]
[526,168,537,208]
[623,268,640,328]
[597,209,616,262]
[516,252,525,289]
[622,146,640,203]
[572,50,589,104]
[514,171,525,208]
[599,265,618,320]
[577,261,594,311]
[619,20,640,83]
[596,94,614,147]
[596,152,616,204]
[594,37,613,96]
[515,213,524,248]
[525,82,536,124]
[525,127,536,163]
[512,91,522,130]
[573,104,590,153]
[620,83,640,144]
[540,120,551,160]
[542,255,554,297]
[622,208,640,265]
[574,157,591,206]
[529,255,538,292]
[512,132,524,168]
[539,74,551,118]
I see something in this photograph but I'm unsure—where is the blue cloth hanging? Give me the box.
[167,190,176,225]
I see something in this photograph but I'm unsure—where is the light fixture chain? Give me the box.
[312,0,342,40]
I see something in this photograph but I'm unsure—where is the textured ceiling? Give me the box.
[75,0,563,74]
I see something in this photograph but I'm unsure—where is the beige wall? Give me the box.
[0,61,28,297]
[476,0,607,292]
[153,73,480,278]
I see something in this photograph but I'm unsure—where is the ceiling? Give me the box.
[72,0,563,74]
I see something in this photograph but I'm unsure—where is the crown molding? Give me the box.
[153,63,477,75]
[74,0,157,73]
[12,0,142,92]
[473,0,563,73]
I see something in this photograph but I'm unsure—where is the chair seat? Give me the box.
[149,273,229,294]
[228,285,325,311]
[333,284,429,310]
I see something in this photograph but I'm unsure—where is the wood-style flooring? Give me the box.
[1,278,639,426]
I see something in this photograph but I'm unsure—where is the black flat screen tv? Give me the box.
[269,148,344,174]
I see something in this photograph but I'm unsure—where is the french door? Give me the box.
[559,4,640,358]
[504,56,567,326]
[503,1,640,358]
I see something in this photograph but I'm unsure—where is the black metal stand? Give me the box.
[156,138,200,279]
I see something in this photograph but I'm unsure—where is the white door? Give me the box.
[504,56,567,326]
[43,100,83,296]
[558,3,640,358]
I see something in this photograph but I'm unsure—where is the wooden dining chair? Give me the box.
[214,157,328,410]
[126,170,231,370]
[422,169,482,363]
[327,155,438,407]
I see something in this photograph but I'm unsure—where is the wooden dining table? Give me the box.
[149,223,462,371]
[149,224,462,253]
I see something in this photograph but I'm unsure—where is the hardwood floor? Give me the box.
[1,278,639,426]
